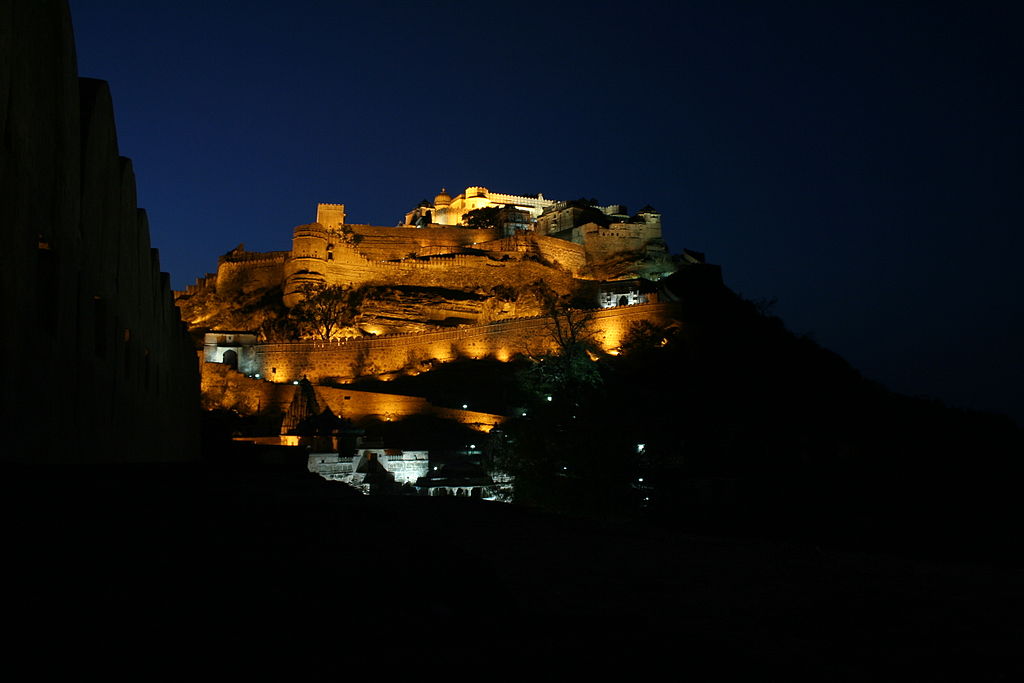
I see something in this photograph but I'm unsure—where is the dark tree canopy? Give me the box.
[290,283,365,340]
[463,206,503,230]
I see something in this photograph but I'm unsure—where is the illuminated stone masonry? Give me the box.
[200,362,506,430]
[308,448,430,486]
[182,187,689,416]
[280,187,675,304]
[250,302,680,383]
[182,185,677,313]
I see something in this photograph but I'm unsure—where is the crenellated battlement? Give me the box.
[184,191,688,424]
[184,192,678,351]
[316,203,346,229]
[176,272,217,297]
[219,250,290,265]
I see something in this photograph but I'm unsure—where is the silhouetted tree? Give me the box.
[618,319,679,356]
[257,313,300,341]
[463,206,502,229]
[291,283,364,340]
[520,283,600,399]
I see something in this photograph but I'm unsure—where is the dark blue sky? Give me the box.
[68,1,1022,424]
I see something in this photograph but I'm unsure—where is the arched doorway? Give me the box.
[222,349,238,370]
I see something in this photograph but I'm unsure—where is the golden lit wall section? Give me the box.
[364,392,408,422]
[316,203,346,229]
[593,309,632,354]
[434,407,505,432]
[459,337,488,360]
[427,340,458,364]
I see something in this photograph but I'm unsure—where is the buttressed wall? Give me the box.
[0,0,200,463]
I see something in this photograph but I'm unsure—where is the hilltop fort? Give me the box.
[179,185,688,324]
[176,186,710,423]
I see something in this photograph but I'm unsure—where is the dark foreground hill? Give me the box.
[4,463,1020,679]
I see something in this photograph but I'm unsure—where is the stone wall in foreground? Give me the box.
[0,0,200,463]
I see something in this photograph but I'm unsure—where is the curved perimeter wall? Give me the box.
[252,303,678,383]
[202,363,504,431]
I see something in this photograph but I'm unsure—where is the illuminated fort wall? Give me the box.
[1,1,200,463]
[574,221,664,261]
[281,222,584,305]
[215,249,289,297]
[201,363,504,430]
[249,303,678,384]
[212,198,663,308]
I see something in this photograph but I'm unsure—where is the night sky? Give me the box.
[68,1,1022,424]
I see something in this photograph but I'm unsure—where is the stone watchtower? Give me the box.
[282,203,344,306]
[316,203,346,229]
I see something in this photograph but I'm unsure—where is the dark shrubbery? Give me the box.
[501,277,1023,561]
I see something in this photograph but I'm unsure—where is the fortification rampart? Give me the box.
[177,272,218,297]
[283,240,578,304]
[572,222,663,262]
[345,225,502,261]
[486,191,551,208]
[345,253,576,290]
[534,235,587,274]
[201,363,503,429]
[219,249,292,265]
[217,251,288,296]
[251,302,677,383]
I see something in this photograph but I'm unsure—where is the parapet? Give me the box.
[293,222,329,239]
[317,203,346,229]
